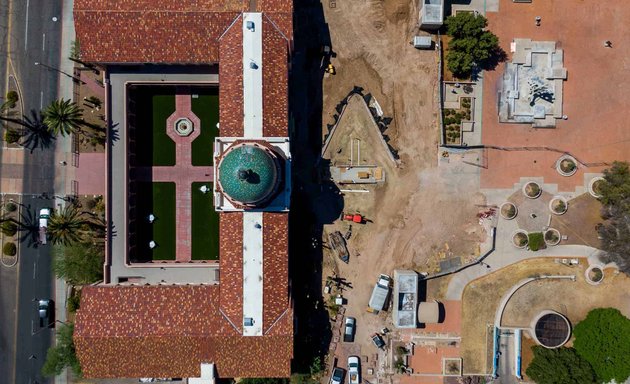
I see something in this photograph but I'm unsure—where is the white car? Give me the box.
[343,317,356,342]
[38,208,51,245]
[348,356,360,384]
[330,367,345,384]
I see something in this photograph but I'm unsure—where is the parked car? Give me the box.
[38,208,51,245]
[330,367,345,384]
[371,333,385,349]
[348,356,361,384]
[38,299,54,328]
[343,317,356,342]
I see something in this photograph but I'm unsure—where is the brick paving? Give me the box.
[76,153,106,195]
[136,91,213,262]
[481,0,630,192]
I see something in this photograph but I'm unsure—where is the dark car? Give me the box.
[343,317,356,342]
[330,367,346,384]
[371,333,385,349]
[38,299,54,328]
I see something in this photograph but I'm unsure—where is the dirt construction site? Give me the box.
[317,0,488,378]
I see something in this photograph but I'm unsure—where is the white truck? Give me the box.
[367,274,391,313]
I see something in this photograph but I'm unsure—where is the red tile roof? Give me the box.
[219,212,244,331]
[263,213,290,332]
[74,1,243,63]
[219,16,245,137]
[75,285,293,378]
[262,16,290,137]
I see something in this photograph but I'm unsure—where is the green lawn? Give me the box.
[133,87,176,166]
[191,182,219,260]
[191,88,219,166]
[135,182,176,261]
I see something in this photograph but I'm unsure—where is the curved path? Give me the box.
[446,243,603,300]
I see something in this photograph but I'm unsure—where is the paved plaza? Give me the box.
[480,0,630,192]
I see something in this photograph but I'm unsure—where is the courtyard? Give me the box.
[128,85,220,262]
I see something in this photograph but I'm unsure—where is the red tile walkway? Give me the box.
[76,153,106,195]
[137,89,213,262]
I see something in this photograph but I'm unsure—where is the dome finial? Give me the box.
[238,169,252,182]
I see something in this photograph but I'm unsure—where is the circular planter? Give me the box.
[500,202,518,220]
[174,117,194,137]
[589,177,605,198]
[544,228,561,246]
[523,181,542,199]
[585,265,604,285]
[512,230,529,249]
[556,155,578,177]
[549,196,568,215]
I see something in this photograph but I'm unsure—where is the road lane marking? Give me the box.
[32,262,36,279]
[24,0,30,51]
[42,33,45,51]
[40,91,43,109]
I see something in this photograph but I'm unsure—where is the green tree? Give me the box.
[573,308,630,383]
[0,109,56,152]
[47,206,90,246]
[53,243,104,284]
[597,162,630,273]
[525,346,596,384]
[41,323,82,377]
[598,161,630,207]
[444,13,505,78]
[43,99,84,137]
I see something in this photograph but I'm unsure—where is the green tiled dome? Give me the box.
[218,144,279,205]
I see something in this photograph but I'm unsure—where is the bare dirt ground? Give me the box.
[319,0,487,370]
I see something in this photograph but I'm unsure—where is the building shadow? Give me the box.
[288,0,336,375]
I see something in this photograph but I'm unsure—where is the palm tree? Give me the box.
[43,99,84,137]
[0,109,55,152]
[47,206,90,246]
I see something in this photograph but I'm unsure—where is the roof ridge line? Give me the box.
[218,13,243,41]
[219,307,242,334]
[262,13,290,43]
[264,306,290,334]
[74,9,242,13]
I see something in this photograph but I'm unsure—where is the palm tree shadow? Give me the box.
[16,207,41,248]
[108,122,120,143]
[0,109,56,152]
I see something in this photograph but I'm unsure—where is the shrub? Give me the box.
[5,202,17,212]
[3,242,16,256]
[5,128,21,144]
[526,346,596,384]
[6,91,18,107]
[1,221,17,236]
[67,293,81,312]
[528,232,545,251]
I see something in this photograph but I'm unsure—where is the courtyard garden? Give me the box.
[191,88,220,166]
[191,182,219,261]
[131,87,176,166]
[133,182,176,261]
[443,97,472,145]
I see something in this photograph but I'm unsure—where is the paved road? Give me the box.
[0,0,63,383]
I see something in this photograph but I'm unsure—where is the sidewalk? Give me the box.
[54,0,76,383]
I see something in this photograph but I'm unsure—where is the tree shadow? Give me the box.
[0,109,56,152]
[479,45,508,72]
[16,206,41,248]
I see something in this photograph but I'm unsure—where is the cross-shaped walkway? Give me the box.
[136,91,213,262]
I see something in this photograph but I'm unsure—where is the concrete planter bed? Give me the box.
[523,181,542,199]
[585,265,604,285]
[589,177,605,198]
[512,230,529,248]
[500,202,518,220]
[549,196,568,215]
[544,228,561,246]
[556,155,578,177]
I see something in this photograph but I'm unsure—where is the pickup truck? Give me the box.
[348,356,360,384]
[367,274,391,313]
